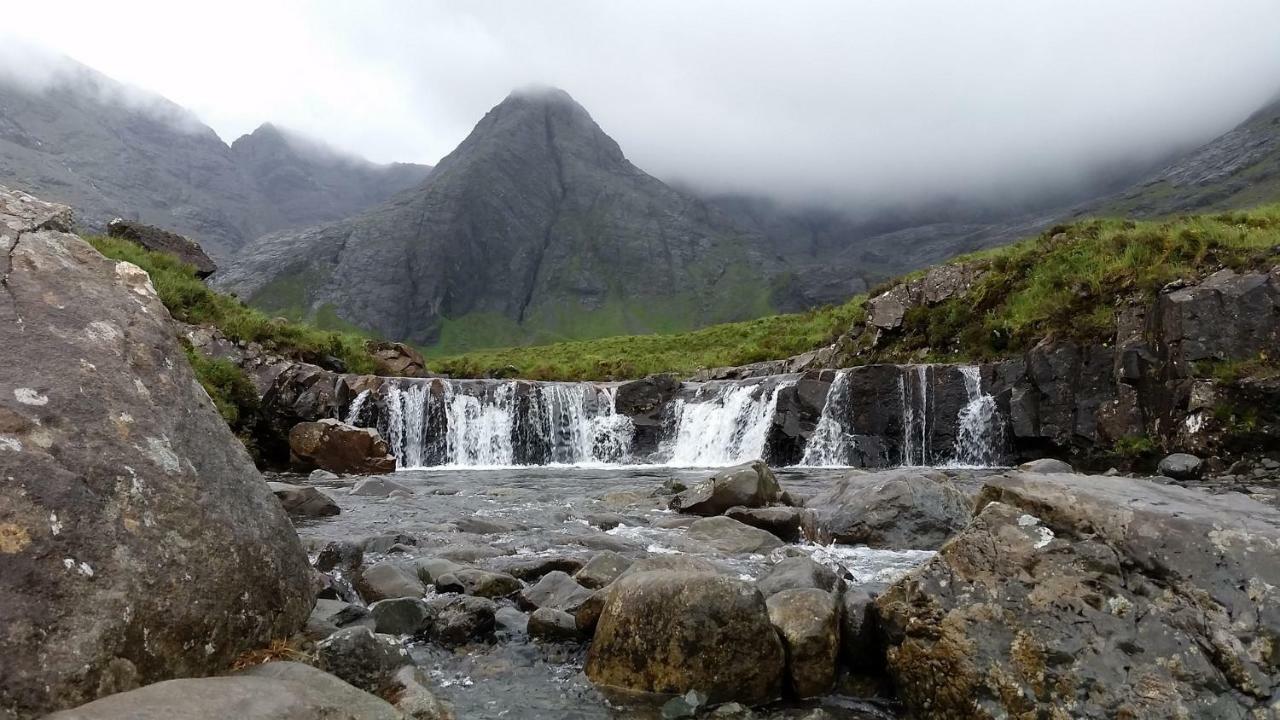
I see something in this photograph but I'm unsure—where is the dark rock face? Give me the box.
[0,187,313,718]
[877,472,1280,719]
[0,58,429,260]
[215,88,778,349]
[803,469,972,549]
[585,571,785,706]
[289,419,397,474]
[670,461,783,516]
[614,374,681,455]
[107,218,217,277]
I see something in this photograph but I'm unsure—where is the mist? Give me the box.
[5,1,1280,212]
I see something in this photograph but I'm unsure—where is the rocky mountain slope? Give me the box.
[0,56,429,258]
[215,88,779,351]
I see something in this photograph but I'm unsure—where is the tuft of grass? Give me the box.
[87,235,378,375]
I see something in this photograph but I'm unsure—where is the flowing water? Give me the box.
[949,366,1005,467]
[663,379,793,466]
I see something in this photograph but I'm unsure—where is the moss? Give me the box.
[180,341,262,459]
[1112,435,1158,459]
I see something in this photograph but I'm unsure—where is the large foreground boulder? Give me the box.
[106,218,217,278]
[289,418,397,474]
[669,460,783,516]
[0,187,314,718]
[803,468,971,549]
[876,472,1280,719]
[584,571,784,705]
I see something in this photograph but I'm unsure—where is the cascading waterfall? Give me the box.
[800,370,852,466]
[344,390,371,425]
[665,380,792,466]
[900,365,931,466]
[949,366,1004,467]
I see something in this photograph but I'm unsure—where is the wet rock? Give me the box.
[425,595,496,646]
[107,218,218,278]
[839,588,878,672]
[44,661,403,719]
[755,556,841,598]
[495,606,530,637]
[614,374,681,455]
[1158,452,1204,479]
[391,665,454,720]
[258,363,345,464]
[661,689,709,719]
[360,532,419,553]
[574,550,633,589]
[670,460,783,516]
[310,468,340,481]
[315,540,364,573]
[876,472,1280,719]
[433,543,512,563]
[803,468,971,550]
[724,506,810,542]
[766,588,840,698]
[0,187,314,717]
[366,340,428,378]
[574,589,609,634]
[351,476,414,497]
[527,607,582,642]
[357,561,427,602]
[622,555,726,577]
[584,512,626,531]
[452,516,524,534]
[269,481,341,517]
[585,571,785,705]
[490,555,585,581]
[315,626,414,695]
[368,597,434,636]
[686,516,785,554]
[290,418,397,475]
[517,570,595,613]
[434,568,521,598]
[306,599,376,640]
[1016,458,1074,473]
[412,557,463,584]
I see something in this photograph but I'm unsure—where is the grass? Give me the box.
[429,204,1280,380]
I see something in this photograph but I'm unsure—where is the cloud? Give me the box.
[5,0,1280,211]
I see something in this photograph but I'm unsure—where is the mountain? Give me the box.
[214,88,779,351]
[0,55,429,258]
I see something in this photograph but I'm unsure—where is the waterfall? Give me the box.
[344,390,371,425]
[372,380,632,468]
[665,380,791,466]
[900,366,931,466]
[949,366,1004,467]
[800,370,852,466]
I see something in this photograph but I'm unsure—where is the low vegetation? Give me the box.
[430,205,1280,380]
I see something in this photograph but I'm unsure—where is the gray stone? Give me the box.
[413,557,464,584]
[686,516,785,555]
[488,555,585,581]
[106,218,217,277]
[357,561,427,602]
[724,506,810,542]
[315,627,414,696]
[1016,458,1075,474]
[390,665,452,720]
[0,187,314,718]
[310,469,340,481]
[839,588,878,671]
[495,607,529,637]
[315,540,364,573]
[766,589,840,698]
[877,472,1280,718]
[803,468,972,550]
[269,482,341,517]
[574,551,633,589]
[755,556,841,598]
[527,607,581,642]
[368,598,434,636]
[670,460,783,516]
[351,477,415,498]
[517,570,594,613]
[424,595,496,646]
[1158,452,1204,480]
[585,571,785,706]
[306,599,375,640]
[433,568,521,598]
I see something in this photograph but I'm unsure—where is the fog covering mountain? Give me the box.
[213,88,781,351]
[0,57,430,259]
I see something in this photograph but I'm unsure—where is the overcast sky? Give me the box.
[4,1,1280,209]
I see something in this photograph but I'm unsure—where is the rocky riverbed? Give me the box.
[289,465,959,719]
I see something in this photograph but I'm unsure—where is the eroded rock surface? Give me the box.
[289,418,397,474]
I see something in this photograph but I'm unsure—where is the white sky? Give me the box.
[4,0,1280,208]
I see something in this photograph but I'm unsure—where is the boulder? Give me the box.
[315,540,364,573]
[356,561,427,602]
[839,588,878,671]
[389,665,453,720]
[433,568,521,598]
[290,419,397,475]
[527,608,582,642]
[366,340,428,378]
[517,570,594,613]
[585,571,785,705]
[106,218,218,278]
[268,481,341,517]
[766,589,840,698]
[424,595,496,646]
[803,469,971,550]
[413,557,464,584]
[876,472,1280,719]
[368,598,434,636]
[1157,452,1204,480]
[1016,458,1074,474]
[724,506,810,542]
[490,555,585,581]
[315,627,414,696]
[360,532,418,554]
[0,186,313,717]
[352,477,414,497]
[670,461,783,516]
[574,550,633,589]
[685,516,785,555]
[755,556,841,598]
[258,363,345,466]
[43,661,403,719]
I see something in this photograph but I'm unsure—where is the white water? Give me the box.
[344,389,371,425]
[665,380,792,466]
[900,365,931,466]
[948,366,1004,467]
[801,370,852,466]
